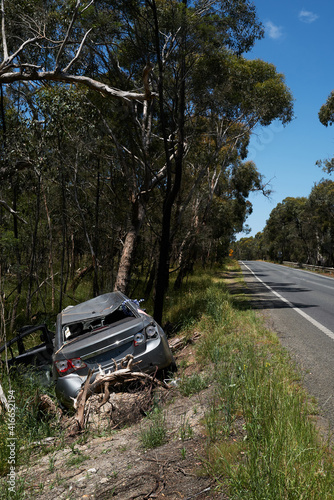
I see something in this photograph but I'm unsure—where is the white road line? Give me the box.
[242,262,334,342]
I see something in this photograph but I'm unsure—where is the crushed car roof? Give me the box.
[59,292,129,324]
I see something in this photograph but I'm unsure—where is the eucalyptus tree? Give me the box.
[234,236,257,260]
[318,91,334,174]
[308,180,334,266]
[163,51,293,292]
[144,1,293,323]
[0,0,294,326]
[262,197,314,263]
[171,157,268,288]
[0,0,155,312]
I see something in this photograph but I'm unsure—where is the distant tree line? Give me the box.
[0,0,294,330]
[235,179,334,267]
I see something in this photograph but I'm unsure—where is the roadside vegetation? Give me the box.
[162,261,334,498]
[1,261,334,498]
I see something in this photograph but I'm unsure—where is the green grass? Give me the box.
[0,368,62,477]
[66,451,90,467]
[139,407,168,449]
[178,373,209,397]
[187,262,334,499]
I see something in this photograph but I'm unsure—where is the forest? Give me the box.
[235,179,334,265]
[0,0,294,333]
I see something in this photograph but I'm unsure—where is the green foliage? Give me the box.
[65,448,90,467]
[241,180,334,266]
[139,407,168,450]
[319,90,334,127]
[0,369,62,478]
[0,0,294,325]
[179,414,193,441]
[178,373,208,397]
[0,230,18,252]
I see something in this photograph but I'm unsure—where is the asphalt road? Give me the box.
[239,260,334,434]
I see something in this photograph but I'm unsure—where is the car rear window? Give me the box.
[63,306,135,340]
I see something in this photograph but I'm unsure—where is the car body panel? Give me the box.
[0,324,54,385]
[52,292,175,407]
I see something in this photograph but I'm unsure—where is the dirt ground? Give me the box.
[17,345,229,500]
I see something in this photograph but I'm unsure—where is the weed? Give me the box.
[0,369,61,477]
[177,359,189,370]
[140,407,168,449]
[48,455,56,472]
[49,472,66,488]
[180,447,187,460]
[0,476,27,499]
[178,373,208,397]
[66,450,90,467]
[118,445,128,452]
[179,414,193,441]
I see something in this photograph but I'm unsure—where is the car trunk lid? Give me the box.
[57,316,146,368]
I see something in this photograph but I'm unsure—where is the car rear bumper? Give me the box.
[55,335,175,408]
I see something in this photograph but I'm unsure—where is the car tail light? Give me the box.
[146,324,158,338]
[54,357,87,376]
[134,332,145,346]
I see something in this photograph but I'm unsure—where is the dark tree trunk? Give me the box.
[58,166,67,313]
[153,0,187,324]
[26,172,41,319]
[93,164,101,296]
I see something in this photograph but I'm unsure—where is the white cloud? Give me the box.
[298,10,319,23]
[265,21,284,40]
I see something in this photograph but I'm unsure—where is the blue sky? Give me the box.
[237,0,334,238]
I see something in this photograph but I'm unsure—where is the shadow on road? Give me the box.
[226,269,317,311]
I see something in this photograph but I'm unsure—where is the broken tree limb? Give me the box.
[168,331,201,351]
[72,355,169,431]
[0,200,27,224]
[74,368,93,430]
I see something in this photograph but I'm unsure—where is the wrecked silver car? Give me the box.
[53,292,176,407]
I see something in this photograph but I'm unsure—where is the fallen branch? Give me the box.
[74,368,94,430]
[0,199,27,224]
[73,355,168,431]
[169,331,201,351]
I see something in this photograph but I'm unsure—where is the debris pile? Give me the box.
[64,354,169,436]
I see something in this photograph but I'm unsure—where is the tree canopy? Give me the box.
[0,0,294,328]
[235,180,334,267]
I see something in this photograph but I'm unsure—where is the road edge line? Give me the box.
[241,262,334,342]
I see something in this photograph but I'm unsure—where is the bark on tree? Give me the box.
[26,171,41,319]
[0,382,8,413]
[42,183,55,311]
[73,155,100,296]
[114,199,145,294]
[153,0,187,324]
